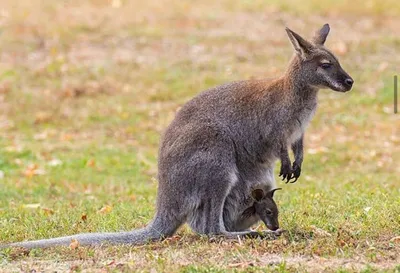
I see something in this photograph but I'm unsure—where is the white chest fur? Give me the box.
[288,103,317,144]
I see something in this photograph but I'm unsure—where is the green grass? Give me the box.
[0,0,400,272]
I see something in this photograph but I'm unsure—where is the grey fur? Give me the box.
[2,24,353,249]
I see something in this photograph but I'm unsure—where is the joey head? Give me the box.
[252,188,281,231]
[233,188,282,234]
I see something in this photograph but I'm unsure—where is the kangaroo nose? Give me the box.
[344,78,354,87]
[267,225,279,231]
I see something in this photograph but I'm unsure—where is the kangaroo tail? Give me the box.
[1,213,181,249]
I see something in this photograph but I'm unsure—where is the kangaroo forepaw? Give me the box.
[279,163,293,183]
[288,162,301,183]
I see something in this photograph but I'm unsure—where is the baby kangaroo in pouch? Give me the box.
[224,187,282,237]
[3,23,353,249]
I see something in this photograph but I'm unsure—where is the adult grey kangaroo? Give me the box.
[3,23,353,249]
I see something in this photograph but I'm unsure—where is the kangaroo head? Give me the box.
[285,24,354,92]
[251,187,281,231]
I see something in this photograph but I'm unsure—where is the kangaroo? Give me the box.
[224,186,282,233]
[2,24,353,249]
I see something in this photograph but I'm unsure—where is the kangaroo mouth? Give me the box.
[330,83,352,93]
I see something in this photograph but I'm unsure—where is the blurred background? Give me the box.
[0,0,399,270]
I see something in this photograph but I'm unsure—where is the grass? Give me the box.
[0,0,399,272]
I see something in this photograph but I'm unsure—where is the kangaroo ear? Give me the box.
[251,188,265,202]
[266,188,282,198]
[312,23,330,45]
[285,27,314,58]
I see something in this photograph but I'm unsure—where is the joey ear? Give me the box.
[251,188,265,202]
[285,27,314,58]
[266,188,282,198]
[312,23,330,45]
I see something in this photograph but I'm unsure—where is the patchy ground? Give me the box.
[0,0,399,272]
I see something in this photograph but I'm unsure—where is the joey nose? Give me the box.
[267,225,279,231]
[344,78,354,88]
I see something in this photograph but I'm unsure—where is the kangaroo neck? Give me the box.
[282,57,319,100]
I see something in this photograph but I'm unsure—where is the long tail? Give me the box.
[1,214,180,249]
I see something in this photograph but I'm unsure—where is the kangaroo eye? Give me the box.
[266,210,273,215]
[320,63,332,69]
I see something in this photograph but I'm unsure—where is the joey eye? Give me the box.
[266,209,273,215]
[320,62,332,69]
